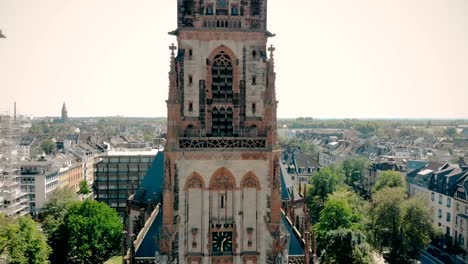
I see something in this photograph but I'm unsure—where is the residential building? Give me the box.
[453,176,468,262]
[94,149,158,217]
[20,158,60,213]
[428,165,468,252]
[54,153,83,191]
[18,136,35,160]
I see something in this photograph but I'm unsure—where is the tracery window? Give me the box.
[211,52,233,100]
[251,0,261,16]
[216,0,229,15]
[183,0,194,15]
[212,107,233,137]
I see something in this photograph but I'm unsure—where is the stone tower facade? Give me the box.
[161,1,284,263]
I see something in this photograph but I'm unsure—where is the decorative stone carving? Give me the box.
[241,172,260,189]
[273,159,280,189]
[211,174,234,190]
[185,172,204,190]
[209,168,235,190]
[164,160,172,190]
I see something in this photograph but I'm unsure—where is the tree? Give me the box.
[309,167,343,203]
[50,199,123,264]
[307,167,344,223]
[400,197,434,260]
[368,188,434,264]
[40,139,56,155]
[314,192,372,263]
[0,214,51,263]
[42,187,79,235]
[444,127,457,138]
[341,157,370,188]
[78,180,90,195]
[319,228,374,264]
[315,197,359,237]
[373,170,405,193]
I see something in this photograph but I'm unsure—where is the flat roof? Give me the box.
[418,169,433,176]
[106,149,159,156]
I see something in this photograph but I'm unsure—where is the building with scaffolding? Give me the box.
[0,114,29,217]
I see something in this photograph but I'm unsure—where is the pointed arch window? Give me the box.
[211,52,233,100]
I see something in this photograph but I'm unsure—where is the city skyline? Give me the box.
[1,0,467,118]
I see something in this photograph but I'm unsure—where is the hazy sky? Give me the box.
[1,0,467,118]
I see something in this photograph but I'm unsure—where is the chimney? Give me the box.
[14,102,16,121]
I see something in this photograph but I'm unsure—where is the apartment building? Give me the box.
[20,158,59,213]
[94,149,158,217]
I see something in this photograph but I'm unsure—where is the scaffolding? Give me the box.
[0,113,29,216]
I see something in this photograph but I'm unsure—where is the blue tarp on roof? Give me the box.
[135,209,163,258]
[281,214,304,256]
[133,151,165,203]
[280,168,291,201]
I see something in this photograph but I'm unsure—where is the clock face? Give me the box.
[212,232,233,254]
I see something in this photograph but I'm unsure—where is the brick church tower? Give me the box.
[160,1,285,263]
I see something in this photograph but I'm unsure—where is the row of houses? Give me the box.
[407,159,468,261]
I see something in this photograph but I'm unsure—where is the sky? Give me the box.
[0,0,467,119]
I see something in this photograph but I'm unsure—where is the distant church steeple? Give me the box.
[61,102,68,122]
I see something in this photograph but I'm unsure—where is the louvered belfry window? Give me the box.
[211,52,233,100]
[212,107,233,137]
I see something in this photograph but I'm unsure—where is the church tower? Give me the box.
[161,1,284,263]
[61,102,68,123]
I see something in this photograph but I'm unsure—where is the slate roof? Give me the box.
[280,166,291,201]
[132,151,165,258]
[133,151,165,203]
[135,208,163,258]
[429,165,467,196]
[281,214,304,256]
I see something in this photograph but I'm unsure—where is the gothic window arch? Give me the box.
[184,172,205,190]
[209,167,236,191]
[241,172,260,190]
[211,51,233,100]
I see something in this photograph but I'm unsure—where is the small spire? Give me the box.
[169,43,177,72]
[169,43,177,57]
[268,44,275,59]
[268,44,275,69]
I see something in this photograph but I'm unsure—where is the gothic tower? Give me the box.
[61,102,68,123]
[161,1,283,263]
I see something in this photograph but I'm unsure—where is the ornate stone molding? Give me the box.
[209,167,236,190]
[241,172,260,190]
[184,172,205,190]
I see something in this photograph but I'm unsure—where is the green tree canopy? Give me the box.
[314,191,372,263]
[309,167,343,203]
[369,188,434,264]
[444,127,457,138]
[78,180,90,195]
[319,228,374,264]
[373,170,406,193]
[0,214,51,264]
[42,187,79,239]
[341,157,370,187]
[40,139,56,155]
[315,197,359,237]
[307,166,344,223]
[50,199,123,264]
